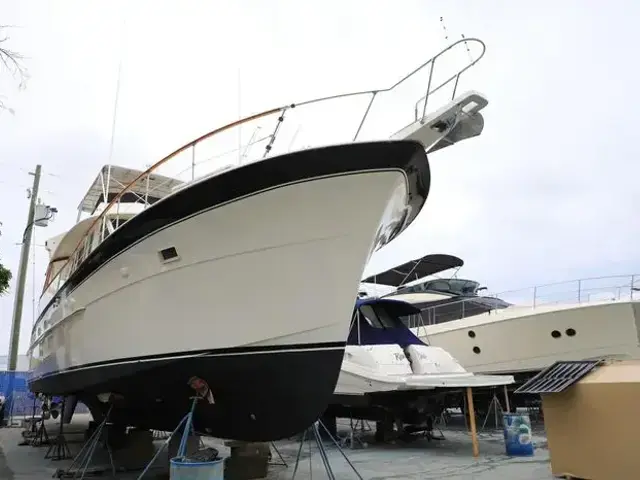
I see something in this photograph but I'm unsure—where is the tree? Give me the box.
[0,261,11,296]
[0,25,28,114]
[0,27,26,293]
[0,222,9,295]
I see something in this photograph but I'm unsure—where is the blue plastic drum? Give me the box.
[502,413,534,456]
[169,456,225,480]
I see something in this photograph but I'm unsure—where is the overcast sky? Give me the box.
[1,0,639,355]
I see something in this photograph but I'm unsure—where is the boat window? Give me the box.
[359,304,398,329]
[375,306,399,329]
[427,280,452,292]
[359,305,384,329]
[400,278,481,296]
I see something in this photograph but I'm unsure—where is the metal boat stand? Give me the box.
[135,396,200,480]
[269,441,288,467]
[46,397,72,460]
[291,420,363,480]
[53,404,116,479]
[18,396,39,446]
[31,415,50,447]
[338,418,371,449]
[481,393,504,431]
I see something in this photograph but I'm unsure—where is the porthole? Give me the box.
[468,330,476,338]
[551,330,561,338]
[566,328,576,337]
[473,346,481,354]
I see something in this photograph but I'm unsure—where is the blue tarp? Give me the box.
[0,371,40,419]
[0,371,88,420]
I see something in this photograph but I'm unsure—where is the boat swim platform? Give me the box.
[0,412,555,479]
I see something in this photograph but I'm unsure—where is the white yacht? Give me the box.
[412,275,640,377]
[373,264,640,377]
[28,38,491,441]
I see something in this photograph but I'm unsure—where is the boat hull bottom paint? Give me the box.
[30,344,344,441]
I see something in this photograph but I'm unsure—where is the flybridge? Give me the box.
[362,253,464,288]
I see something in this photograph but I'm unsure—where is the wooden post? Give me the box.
[503,385,511,413]
[466,387,479,458]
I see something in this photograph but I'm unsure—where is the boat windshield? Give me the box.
[398,278,481,296]
[359,304,400,329]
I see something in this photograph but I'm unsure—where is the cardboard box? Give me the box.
[542,360,640,480]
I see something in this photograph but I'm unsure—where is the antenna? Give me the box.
[440,16,474,66]
[107,15,127,167]
[461,33,474,63]
[439,16,450,45]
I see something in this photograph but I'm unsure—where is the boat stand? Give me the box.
[31,416,50,447]
[291,420,363,480]
[481,393,503,431]
[46,397,72,460]
[53,404,116,479]
[269,441,288,467]
[338,418,370,449]
[135,396,199,480]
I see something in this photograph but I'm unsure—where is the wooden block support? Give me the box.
[466,386,480,458]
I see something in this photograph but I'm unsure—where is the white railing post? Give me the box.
[631,274,636,300]
[533,286,538,308]
[191,145,196,181]
[353,92,377,141]
[577,279,582,303]
[420,60,437,122]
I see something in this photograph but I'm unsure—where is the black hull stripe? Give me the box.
[36,141,430,326]
[30,346,346,441]
[29,340,346,382]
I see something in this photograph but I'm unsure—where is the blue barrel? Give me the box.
[170,456,225,480]
[502,413,534,456]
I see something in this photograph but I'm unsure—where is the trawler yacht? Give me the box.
[28,38,492,441]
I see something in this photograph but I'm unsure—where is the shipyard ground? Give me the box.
[0,414,555,479]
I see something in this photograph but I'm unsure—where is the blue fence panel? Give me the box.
[0,371,89,421]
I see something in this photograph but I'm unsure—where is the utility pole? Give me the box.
[3,165,41,425]
[7,164,41,374]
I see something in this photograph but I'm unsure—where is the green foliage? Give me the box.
[0,260,11,296]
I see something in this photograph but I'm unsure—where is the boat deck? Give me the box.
[0,413,554,479]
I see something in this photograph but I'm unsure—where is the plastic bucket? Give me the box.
[502,413,534,456]
[169,456,225,480]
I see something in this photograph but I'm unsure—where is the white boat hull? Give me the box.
[415,300,640,374]
[334,344,513,397]
[29,141,432,441]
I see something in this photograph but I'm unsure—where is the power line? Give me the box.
[0,163,65,179]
